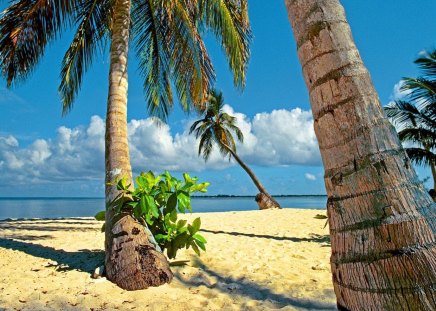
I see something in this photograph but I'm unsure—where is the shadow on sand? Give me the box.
[175,258,336,310]
[200,229,331,244]
[0,238,104,273]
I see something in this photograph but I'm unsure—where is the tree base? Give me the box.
[255,193,281,210]
[105,214,173,290]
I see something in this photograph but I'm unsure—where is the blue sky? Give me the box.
[0,1,435,197]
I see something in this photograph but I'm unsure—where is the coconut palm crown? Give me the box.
[0,0,252,290]
[189,89,243,160]
[0,0,251,118]
[385,50,436,190]
[190,89,280,209]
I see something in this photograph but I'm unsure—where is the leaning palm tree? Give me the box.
[190,90,280,209]
[285,0,436,309]
[0,0,250,290]
[385,51,436,193]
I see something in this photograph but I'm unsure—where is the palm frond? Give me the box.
[401,77,436,108]
[199,0,251,88]
[0,0,79,85]
[399,127,436,148]
[226,122,244,142]
[414,50,436,80]
[59,0,112,114]
[189,88,244,162]
[405,147,436,167]
[384,100,436,129]
[169,0,214,112]
[198,127,214,160]
[132,0,173,120]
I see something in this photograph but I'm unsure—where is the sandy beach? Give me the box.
[0,209,336,310]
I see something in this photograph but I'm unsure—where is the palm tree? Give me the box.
[385,51,436,194]
[0,0,250,290]
[190,90,280,209]
[285,0,436,309]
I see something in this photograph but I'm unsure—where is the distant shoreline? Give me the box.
[0,195,327,200]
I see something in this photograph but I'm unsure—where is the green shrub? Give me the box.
[96,171,209,259]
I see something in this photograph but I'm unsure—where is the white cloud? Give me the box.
[390,80,412,102]
[304,173,317,181]
[0,106,321,186]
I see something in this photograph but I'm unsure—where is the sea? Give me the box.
[0,196,327,220]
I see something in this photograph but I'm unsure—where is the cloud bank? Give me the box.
[0,106,321,186]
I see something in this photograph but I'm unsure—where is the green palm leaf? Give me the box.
[405,147,436,167]
[189,89,244,162]
[199,0,251,88]
[59,0,112,114]
[0,0,79,85]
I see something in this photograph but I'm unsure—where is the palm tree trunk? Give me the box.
[223,143,280,209]
[431,162,436,193]
[285,0,436,309]
[104,0,172,290]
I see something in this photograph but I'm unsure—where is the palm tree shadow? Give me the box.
[0,238,104,273]
[200,229,331,244]
[175,258,335,310]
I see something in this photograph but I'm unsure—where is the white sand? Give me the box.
[0,209,336,310]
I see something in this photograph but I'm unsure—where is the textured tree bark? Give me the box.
[285,0,436,309]
[104,0,172,290]
[223,143,280,209]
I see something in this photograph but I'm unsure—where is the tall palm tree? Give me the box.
[190,90,280,209]
[285,0,436,309]
[0,0,250,290]
[385,51,436,194]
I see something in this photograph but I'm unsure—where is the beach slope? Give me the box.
[0,209,335,310]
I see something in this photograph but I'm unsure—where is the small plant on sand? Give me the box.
[96,171,209,259]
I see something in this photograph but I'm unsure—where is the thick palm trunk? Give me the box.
[285,0,436,309]
[223,144,280,209]
[104,0,172,290]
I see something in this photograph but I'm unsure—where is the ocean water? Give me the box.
[0,196,327,220]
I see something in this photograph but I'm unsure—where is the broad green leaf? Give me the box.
[94,211,105,221]
[154,234,167,242]
[109,193,124,209]
[164,213,172,227]
[127,201,139,209]
[196,182,210,193]
[117,177,128,191]
[143,194,159,218]
[191,217,201,234]
[191,242,201,256]
[177,191,190,213]
[177,219,187,229]
[167,193,177,212]
[101,223,106,233]
[183,173,191,183]
[195,240,206,251]
[180,181,194,191]
[159,181,168,193]
[135,175,146,189]
[193,233,207,244]
[173,233,188,249]
[146,213,154,225]
[169,209,178,222]
[144,171,157,187]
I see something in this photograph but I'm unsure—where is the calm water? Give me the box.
[0,196,327,220]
